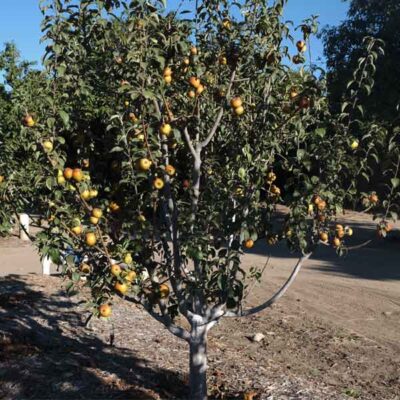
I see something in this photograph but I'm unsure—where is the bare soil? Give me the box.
[0,211,399,399]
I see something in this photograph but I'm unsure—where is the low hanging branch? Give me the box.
[223,253,312,318]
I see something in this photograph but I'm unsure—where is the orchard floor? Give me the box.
[0,211,399,399]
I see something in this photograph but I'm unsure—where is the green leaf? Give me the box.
[296,149,306,161]
[58,110,69,127]
[45,177,54,190]
[391,178,400,189]
[72,272,80,282]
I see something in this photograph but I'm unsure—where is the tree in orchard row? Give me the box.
[0,43,55,236]
[321,0,400,209]
[1,0,399,399]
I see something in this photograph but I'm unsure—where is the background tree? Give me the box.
[0,43,53,236]
[322,0,400,122]
[321,0,400,211]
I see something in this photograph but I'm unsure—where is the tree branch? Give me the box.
[183,126,198,159]
[223,253,312,318]
[200,69,236,148]
[125,294,190,342]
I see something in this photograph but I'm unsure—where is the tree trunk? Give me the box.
[189,324,208,400]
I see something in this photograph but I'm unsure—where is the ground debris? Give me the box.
[0,274,399,400]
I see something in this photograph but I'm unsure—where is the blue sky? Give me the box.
[0,0,349,67]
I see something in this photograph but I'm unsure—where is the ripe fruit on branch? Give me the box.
[89,189,98,198]
[80,190,91,201]
[42,140,53,152]
[189,76,201,88]
[90,216,99,225]
[72,168,84,182]
[267,235,278,246]
[63,168,73,180]
[266,171,276,183]
[85,232,97,247]
[270,185,281,196]
[296,40,307,53]
[129,113,138,123]
[165,165,176,176]
[115,56,123,64]
[164,75,172,84]
[160,123,172,137]
[369,193,379,204]
[23,114,35,127]
[351,140,359,150]
[80,263,91,274]
[222,18,231,29]
[99,304,112,318]
[153,178,165,190]
[219,55,227,65]
[110,202,120,213]
[285,229,293,238]
[137,214,146,222]
[313,195,322,205]
[115,282,129,295]
[137,158,152,171]
[345,226,353,236]
[336,228,345,239]
[230,97,242,109]
[71,225,83,235]
[319,232,329,243]
[317,200,327,211]
[190,46,198,56]
[92,208,103,219]
[234,106,244,116]
[188,90,196,99]
[57,173,66,185]
[384,222,392,232]
[158,283,170,298]
[235,187,244,197]
[125,270,137,282]
[243,239,254,249]
[332,237,341,248]
[124,253,133,264]
[111,264,122,276]
[298,96,310,109]
[163,67,172,77]
[196,84,205,95]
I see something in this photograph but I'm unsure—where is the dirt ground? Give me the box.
[0,211,399,399]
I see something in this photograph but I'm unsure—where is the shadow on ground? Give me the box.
[0,275,187,399]
[245,221,400,281]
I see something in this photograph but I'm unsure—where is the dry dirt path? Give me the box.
[241,211,400,352]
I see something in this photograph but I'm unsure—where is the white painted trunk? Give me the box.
[189,324,208,400]
[42,256,51,275]
[19,213,30,241]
